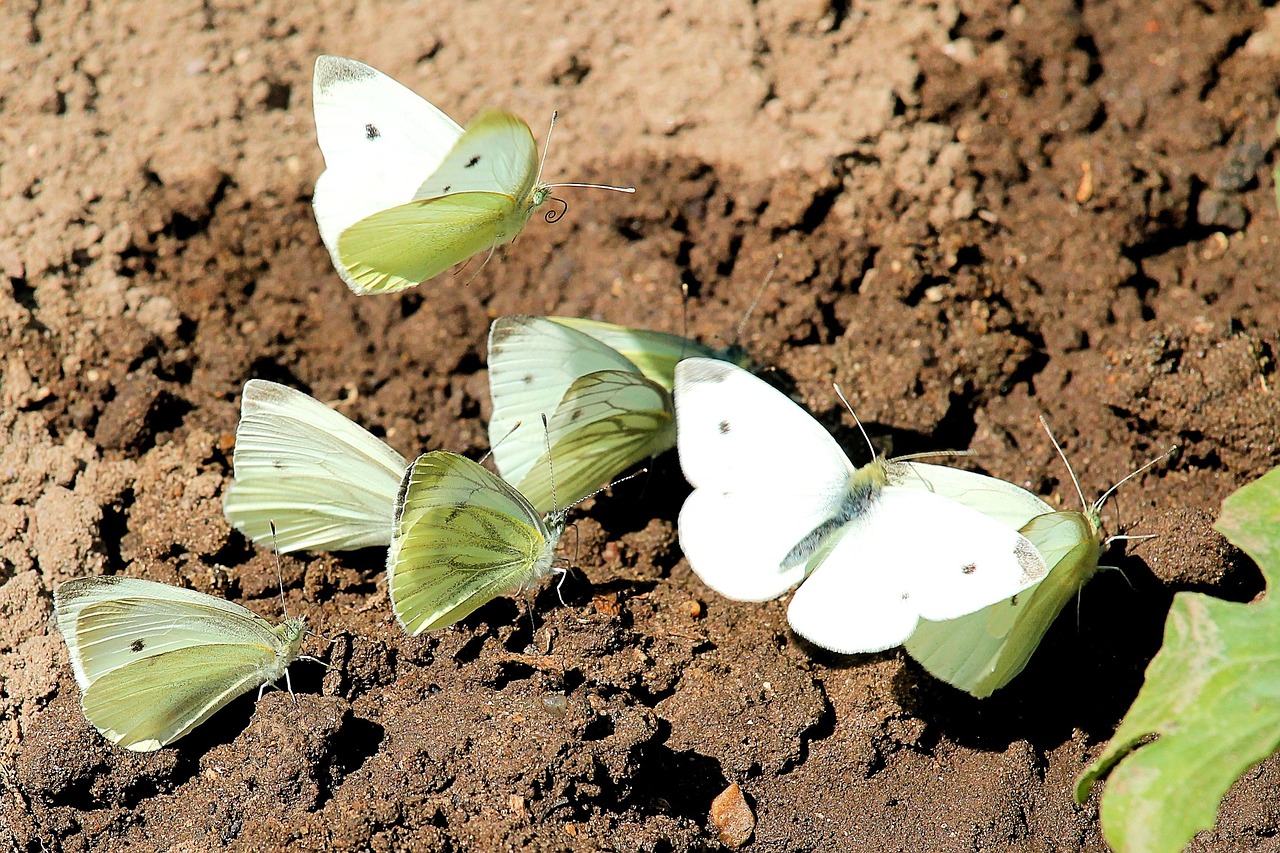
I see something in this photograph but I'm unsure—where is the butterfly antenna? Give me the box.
[1093,445,1178,513]
[541,413,560,515]
[481,419,524,465]
[565,467,650,514]
[539,111,636,196]
[733,252,783,348]
[536,111,558,187]
[833,383,876,462]
[1039,416,1088,513]
[269,521,289,620]
[680,282,692,356]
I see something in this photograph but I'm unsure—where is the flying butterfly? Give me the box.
[311,55,633,295]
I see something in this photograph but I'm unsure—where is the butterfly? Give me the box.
[387,451,567,634]
[222,379,409,553]
[54,576,306,751]
[904,428,1171,697]
[486,315,751,515]
[672,357,1051,653]
[311,55,632,295]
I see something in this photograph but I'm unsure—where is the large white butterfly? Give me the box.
[673,358,1051,653]
[486,316,750,514]
[54,576,306,751]
[311,55,632,295]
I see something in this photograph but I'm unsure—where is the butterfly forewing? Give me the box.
[549,317,723,391]
[312,56,464,251]
[388,451,558,635]
[223,380,409,552]
[414,111,539,202]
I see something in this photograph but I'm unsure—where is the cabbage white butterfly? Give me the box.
[53,576,306,751]
[387,450,567,634]
[487,316,752,514]
[311,55,633,295]
[223,379,409,553]
[673,358,1051,653]
[904,427,1173,697]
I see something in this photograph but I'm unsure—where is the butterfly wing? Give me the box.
[312,56,464,270]
[787,487,1050,653]
[487,316,643,490]
[82,643,283,752]
[414,110,539,202]
[223,380,409,553]
[513,369,674,513]
[54,577,305,751]
[388,451,558,635]
[894,462,1055,530]
[674,358,860,601]
[333,191,523,294]
[548,317,722,391]
[904,510,1103,697]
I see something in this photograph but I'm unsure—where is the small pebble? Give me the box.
[541,693,568,718]
[710,782,755,848]
[685,599,704,619]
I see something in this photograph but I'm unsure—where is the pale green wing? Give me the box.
[336,191,525,294]
[487,316,643,490]
[904,510,1103,698]
[81,643,284,752]
[548,317,723,391]
[223,380,409,553]
[514,370,675,514]
[414,111,539,202]
[893,461,1055,531]
[54,576,281,688]
[387,451,560,635]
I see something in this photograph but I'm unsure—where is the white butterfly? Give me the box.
[905,429,1172,697]
[54,576,306,751]
[673,358,1051,653]
[223,379,409,553]
[311,55,632,295]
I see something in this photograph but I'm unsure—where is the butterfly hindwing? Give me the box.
[514,369,674,513]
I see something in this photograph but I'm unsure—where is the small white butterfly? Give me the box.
[311,55,633,295]
[905,426,1173,697]
[54,576,306,751]
[673,358,1051,653]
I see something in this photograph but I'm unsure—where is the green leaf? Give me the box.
[1074,467,1280,853]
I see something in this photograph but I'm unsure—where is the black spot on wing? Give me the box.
[522,374,534,385]
[365,123,380,140]
[130,639,145,653]
[466,155,481,168]
[961,562,976,575]
[718,420,731,434]
[443,184,452,192]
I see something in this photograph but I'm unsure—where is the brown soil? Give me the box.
[3,1,1279,850]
